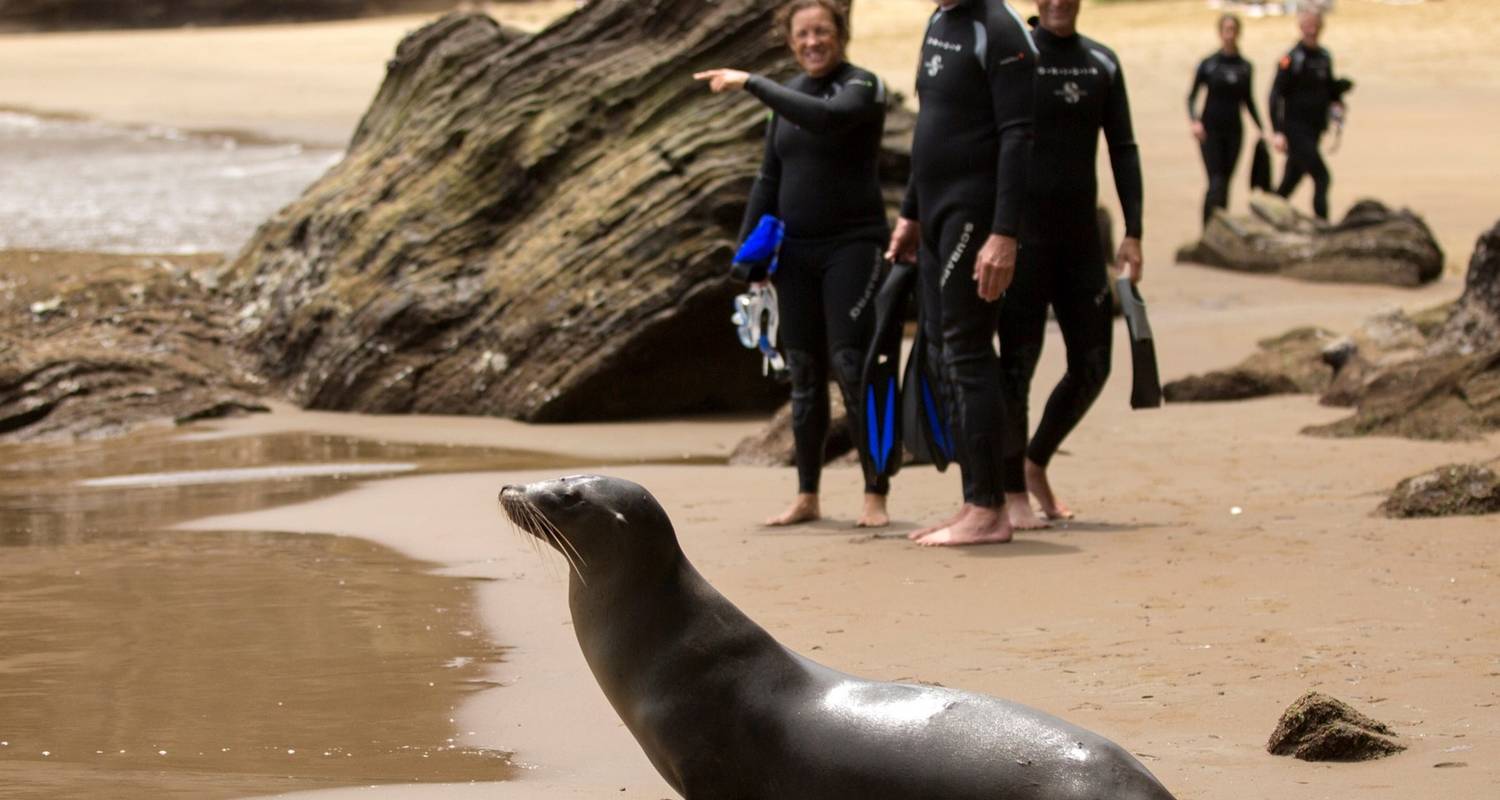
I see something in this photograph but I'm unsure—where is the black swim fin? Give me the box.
[901,320,955,471]
[1116,276,1163,409]
[860,261,914,479]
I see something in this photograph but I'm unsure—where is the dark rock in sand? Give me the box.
[1310,220,1500,439]
[1176,194,1444,287]
[1430,220,1500,356]
[0,1,455,32]
[0,251,267,442]
[1381,462,1500,518]
[1305,347,1500,440]
[1268,692,1406,762]
[728,387,854,467]
[1163,327,1337,403]
[227,2,912,423]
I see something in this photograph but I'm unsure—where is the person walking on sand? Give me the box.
[1269,7,1343,221]
[886,0,1036,547]
[996,0,1143,530]
[1188,13,1265,227]
[696,0,892,528]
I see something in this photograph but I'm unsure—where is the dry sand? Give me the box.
[4,1,1499,798]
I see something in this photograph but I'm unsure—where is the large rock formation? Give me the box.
[1308,220,1500,440]
[227,1,912,422]
[1176,194,1444,287]
[0,251,266,442]
[0,1,456,31]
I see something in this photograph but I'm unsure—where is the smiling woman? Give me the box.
[692,0,897,531]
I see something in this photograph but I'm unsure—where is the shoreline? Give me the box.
[4,0,1499,796]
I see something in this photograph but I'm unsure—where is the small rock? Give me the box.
[1267,692,1406,762]
[1381,462,1500,518]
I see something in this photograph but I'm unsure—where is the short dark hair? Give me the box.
[1218,12,1241,32]
[775,0,851,47]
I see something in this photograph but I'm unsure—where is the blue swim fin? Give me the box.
[902,321,954,471]
[859,260,914,479]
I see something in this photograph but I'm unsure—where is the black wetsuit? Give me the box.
[998,23,1142,495]
[739,61,889,496]
[1270,42,1337,219]
[902,0,1036,509]
[1188,51,1263,225]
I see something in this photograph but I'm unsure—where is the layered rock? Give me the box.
[1176,194,1443,287]
[1309,220,1500,440]
[1381,462,1500,518]
[1162,327,1337,403]
[0,252,266,442]
[228,2,912,422]
[0,1,456,31]
[1267,692,1405,762]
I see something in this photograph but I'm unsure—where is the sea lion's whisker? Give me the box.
[538,513,589,571]
[534,509,588,586]
[515,500,583,584]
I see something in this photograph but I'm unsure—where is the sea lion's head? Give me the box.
[499,475,681,586]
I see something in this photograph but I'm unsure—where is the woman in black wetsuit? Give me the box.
[695,0,890,528]
[1187,14,1264,227]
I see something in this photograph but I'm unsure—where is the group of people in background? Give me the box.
[1190,7,1348,224]
[697,0,1344,545]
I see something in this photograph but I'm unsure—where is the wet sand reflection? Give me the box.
[0,429,581,797]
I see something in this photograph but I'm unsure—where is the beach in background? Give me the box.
[0,1,1496,798]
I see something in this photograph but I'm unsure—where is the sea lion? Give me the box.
[499,474,1178,800]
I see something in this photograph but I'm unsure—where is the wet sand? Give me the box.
[2,1,1498,799]
[0,432,583,798]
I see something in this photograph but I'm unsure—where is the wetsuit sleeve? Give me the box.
[738,115,781,243]
[1243,61,1265,130]
[900,176,919,221]
[1187,59,1206,122]
[986,15,1036,237]
[1103,57,1143,239]
[743,72,883,134]
[1269,54,1291,133]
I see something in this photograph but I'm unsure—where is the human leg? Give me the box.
[998,241,1050,530]
[820,239,890,526]
[1025,231,1114,519]
[916,212,1013,546]
[765,244,828,526]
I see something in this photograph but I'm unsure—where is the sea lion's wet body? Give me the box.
[501,475,1175,800]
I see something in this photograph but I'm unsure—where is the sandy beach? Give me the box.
[1,1,1498,799]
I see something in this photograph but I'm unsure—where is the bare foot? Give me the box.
[1025,459,1074,520]
[765,493,820,526]
[914,505,1013,547]
[856,493,890,528]
[1005,492,1050,530]
[907,504,970,540]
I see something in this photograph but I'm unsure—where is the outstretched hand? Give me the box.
[693,69,750,93]
[1116,237,1143,284]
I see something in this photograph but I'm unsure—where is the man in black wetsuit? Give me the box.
[886,0,1035,547]
[998,0,1142,529]
[1270,8,1343,221]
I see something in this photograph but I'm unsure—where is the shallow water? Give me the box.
[0,110,340,254]
[0,429,572,798]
